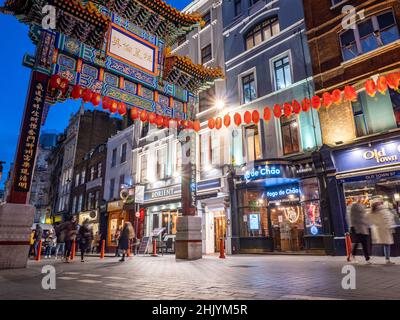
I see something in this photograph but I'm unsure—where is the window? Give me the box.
[88,192,94,210]
[340,11,399,61]
[75,173,80,187]
[390,89,400,127]
[80,170,86,185]
[90,166,95,181]
[281,115,300,155]
[201,44,212,64]
[273,55,292,90]
[141,121,149,138]
[111,148,117,167]
[78,194,83,213]
[199,86,216,112]
[241,73,257,104]
[119,174,125,189]
[120,143,127,164]
[97,162,102,178]
[246,17,279,50]
[351,95,369,137]
[245,125,261,162]
[156,147,167,180]
[95,191,99,209]
[72,196,77,214]
[140,154,148,183]
[202,11,211,28]
[234,0,241,16]
[109,178,115,200]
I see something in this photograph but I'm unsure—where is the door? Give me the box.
[214,212,226,252]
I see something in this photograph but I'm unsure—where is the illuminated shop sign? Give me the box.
[334,139,400,173]
[244,165,282,182]
[266,186,300,200]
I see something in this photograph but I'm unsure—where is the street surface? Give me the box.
[0,254,399,300]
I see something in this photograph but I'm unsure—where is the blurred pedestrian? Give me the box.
[91,232,100,254]
[44,229,56,258]
[118,222,135,262]
[369,199,396,265]
[63,216,78,263]
[33,224,43,258]
[114,227,121,257]
[347,201,371,264]
[78,219,93,262]
[54,223,66,260]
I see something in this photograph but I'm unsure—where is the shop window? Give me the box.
[389,89,400,127]
[140,154,148,183]
[156,147,167,180]
[109,178,115,200]
[198,85,215,113]
[281,115,300,155]
[245,17,279,50]
[234,0,241,16]
[111,148,117,167]
[201,44,212,64]
[120,143,127,164]
[238,190,269,237]
[162,211,178,235]
[351,96,369,137]
[241,72,257,104]
[300,178,323,236]
[340,10,399,62]
[273,55,292,91]
[244,125,261,162]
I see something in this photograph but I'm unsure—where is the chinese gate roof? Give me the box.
[164,54,224,93]
[2,0,110,48]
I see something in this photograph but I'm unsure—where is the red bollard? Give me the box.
[219,238,226,259]
[70,239,76,261]
[152,238,157,257]
[35,240,42,261]
[345,232,352,262]
[100,240,105,259]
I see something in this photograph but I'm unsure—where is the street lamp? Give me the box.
[215,99,225,110]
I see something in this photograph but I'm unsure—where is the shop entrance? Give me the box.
[270,204,305,252]
[213,211,226,252]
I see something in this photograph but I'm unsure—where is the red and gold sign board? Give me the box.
[8,71,49,203]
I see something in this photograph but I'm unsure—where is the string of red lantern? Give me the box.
[206,71,400,130]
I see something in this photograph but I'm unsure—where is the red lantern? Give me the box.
[140,110,148,122]
[224,114,231,127]
[365,79,376,97]
[263,107,272,121]
[193,120,201,132]
[180,120,187,128]
[386,73,399,90]
[60,78,70,94]
[109,100,118,114]
[156,115,164,127]
[187,121,194,130]
[322,92,332,108]
[130,107,139,120]
[118,102,127,116]
[344,85,357,102]
[252,110,260,124]
[163,117,170,128]
[82,88,93,103]
[292,100,301,114]
[91,93,101,107]
[377,76,388,94]
[244,111,252,124]
[331,89,342,105]
[49,74,61,90]
[234,113,242,126]
[208,118,215,129]
[71,85,83,100]
[215,117,222,130]
[102,96,111,110]
[148,112,157,124]
[273,104,282,118]
[311,96,321,110]
[283,102,292,117]
[301,98,311,112]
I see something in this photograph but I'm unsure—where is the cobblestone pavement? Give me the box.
[0,254,399,300]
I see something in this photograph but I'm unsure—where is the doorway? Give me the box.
[214,211,226,252]
[269,204,305,252]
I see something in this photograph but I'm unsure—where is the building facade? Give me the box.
[219,0,330,254]
[304,0,400,255]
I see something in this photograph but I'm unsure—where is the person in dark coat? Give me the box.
[63,216,78,263]
[33,225,43,258]
[118,222,135,262]
[78,219,93,262]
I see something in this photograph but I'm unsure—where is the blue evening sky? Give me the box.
[0,0,191,188]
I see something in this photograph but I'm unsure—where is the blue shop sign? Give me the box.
[244,165,282,182]
[265,184,300,201]
[333,139,400,173]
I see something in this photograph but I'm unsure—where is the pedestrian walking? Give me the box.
[114,227,121,257]
[33,224,43,259]
[369,198,396,265]
[91,232,100,254]
[78,219,93,262]
[44,229,56,258]
[347,201,371,264]
[63,216,78,263]
[118,222,135,262]
[54,223,66,260]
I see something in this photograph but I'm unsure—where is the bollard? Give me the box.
[345,232,352,262]
[100,240,105,259]
[35,240,42,261]
[70,239,76,261]
[152,238,157,257]
[219,238,226,259]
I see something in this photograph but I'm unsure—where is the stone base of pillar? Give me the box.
[175,216,202,260]
[0,203,35,269]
